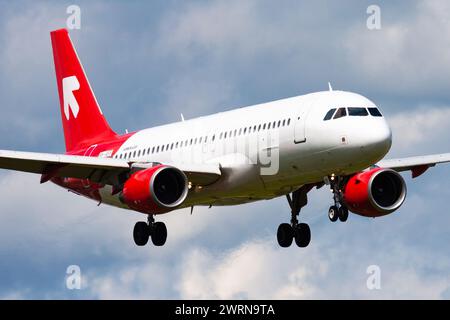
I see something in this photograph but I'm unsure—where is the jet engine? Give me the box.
[343,168,407,217]
[120,165,188,214]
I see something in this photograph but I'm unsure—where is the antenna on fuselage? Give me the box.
[180,113,185,122]
[328,82,333,91]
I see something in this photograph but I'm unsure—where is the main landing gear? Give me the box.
[278,185,313,248]
[327,175,349,223]
[133,215,167,246]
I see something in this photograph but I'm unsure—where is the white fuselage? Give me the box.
[101,90,392,209]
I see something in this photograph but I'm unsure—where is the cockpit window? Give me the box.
[323,108,336,121]
[368,107,382,117]
[333,107,347,119]
[348,107,368,116]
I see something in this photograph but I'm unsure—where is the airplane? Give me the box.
[1,28,450,248]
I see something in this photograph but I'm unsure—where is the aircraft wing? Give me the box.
[0,150,221,185]
[377,153,450,178]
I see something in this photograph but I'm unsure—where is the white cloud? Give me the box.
[345,0,450,94]
[387,106,450,156]
[176,241,322,299]
[0,5,61,85]
[160,74,235,120]
[0,290,28,300]
[157,1,268,62]
[0,3,66,146]
[86,235,450,300]
[0,171,226,258]
[176,240,450,299]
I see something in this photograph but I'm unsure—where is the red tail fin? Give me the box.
[51,29,116,152]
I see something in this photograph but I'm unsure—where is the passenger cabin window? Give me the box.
[333,108,347,119]
[323,108,336,121]
[348,107,368,116]
[368,107,382,117]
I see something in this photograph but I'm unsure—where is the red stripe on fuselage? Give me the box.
[66,132,136,157]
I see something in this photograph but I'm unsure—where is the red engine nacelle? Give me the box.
[120,165,189,214]
[343,168,407,217]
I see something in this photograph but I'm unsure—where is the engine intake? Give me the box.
[343,168,407,217]
[120,165,188,214]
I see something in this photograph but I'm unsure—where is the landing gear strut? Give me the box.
[328,175,349,223]
[278,185,313,248]
[133,215,167,247]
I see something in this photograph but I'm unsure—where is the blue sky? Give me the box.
[0,0,450,299]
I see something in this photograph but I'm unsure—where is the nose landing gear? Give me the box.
[327,175,349,223]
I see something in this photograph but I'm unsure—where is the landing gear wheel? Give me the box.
[338,206,349,222]
[133,221,149,246]
[277,223,294,248]
[328,206,339,222]
[294,223,311,247]
[151,221,167,246]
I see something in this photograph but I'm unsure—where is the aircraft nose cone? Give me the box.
[364,120,392,158]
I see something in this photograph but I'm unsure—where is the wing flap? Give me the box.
[0,150,222,186]
[0,150,130,183]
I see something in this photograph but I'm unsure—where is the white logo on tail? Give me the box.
[63,76,80,120]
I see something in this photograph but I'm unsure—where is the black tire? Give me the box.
[133,221,149,246]
[277,223,294,247]
[338,206,349,222]
[294,223,311,247]
[328,205,339,222]
[151,222,167,246]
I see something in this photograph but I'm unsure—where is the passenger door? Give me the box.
[294,110,308,143]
